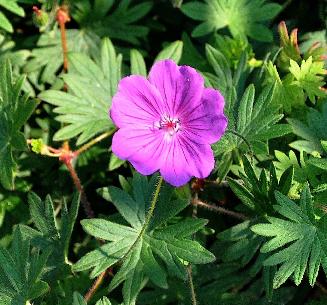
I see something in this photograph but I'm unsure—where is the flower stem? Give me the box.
[84,270,107,302]
[64,159,94,218]
[187,191,198,305]
[56,7,70,73]
[193,199,248,220]
[75,130,115,155]
[187,265,197,305]
[119,175,163,263]
[226,129,253,161]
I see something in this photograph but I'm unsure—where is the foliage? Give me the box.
[0,227,50,305]
[74,174,214,304]
[264,22,327,113]
[72,0,153,45]
[288,103,327,154]
[0,0,24,33]
[227,156,294,214]
[0,0,327,304]
[39,38,118,145]
[0,59,37,189]
[252,185,327,289]
[181,0,281,41]
[212,82,291,156]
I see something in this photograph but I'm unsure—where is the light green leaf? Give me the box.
[181,0,281,41]
[155,41,183,63]
[130,49,147,76]
[39,37,118,145]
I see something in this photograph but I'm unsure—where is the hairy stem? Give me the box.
[193,199,248,220]
[57,8,69,73]
[316,280,327,295]
[119,176,163,263]
[84,270,107,302]
[187,265,197,305]
[75,130,115,155]
[226,129,253,161]
[64,160,94,218]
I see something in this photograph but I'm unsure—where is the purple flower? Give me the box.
[110,60,227,187]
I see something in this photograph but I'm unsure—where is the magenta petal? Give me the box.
[110,75,165,129]
[159,136,215,187]
[148,60,204,117]
[183,88,228,144]
[112,127,166,175]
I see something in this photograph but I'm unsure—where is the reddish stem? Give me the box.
[56,7,70,74]
[63,158,94,219]
[84,270,107,302]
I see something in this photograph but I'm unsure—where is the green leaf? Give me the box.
[228,156,293,215]
[251,185,327,288]
[181,0,281,41]
[39,37,118,145]
[265,61,305,113]
[130,49,147,76]
[75,174,213,304]
[0,0,24,33]
[0,12,12,33]
[73,292,87,305]
[0,227,50,304]
[155,40,183,63]
[109,153,126,171]
[24,28,100,86]
[23,192,80,275]
[289,57,326,103]
[213,84,289,156]
[309,158,327,171]
[72,0,153,45]
[95,296,112,305]
[0,59,37,189]
[288,103,327,154]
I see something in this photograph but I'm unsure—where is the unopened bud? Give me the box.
[30,139,46,155]
[32,6,49,27]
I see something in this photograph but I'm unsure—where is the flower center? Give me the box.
[154,115,181,137]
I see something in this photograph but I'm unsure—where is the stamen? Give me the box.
[155,115,181,137]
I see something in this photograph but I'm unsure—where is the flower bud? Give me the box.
[32,6,49,28]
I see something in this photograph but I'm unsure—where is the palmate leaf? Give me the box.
[181,0,281,41]
[0,226,50,305]
[24,28,100,85]
[19,193,80,278]
[74,174,214,305]
[203,45,291,156]
[0,59,37,189]
[265,61,304,113]
[72,0,153,45]
[251,185,327,289]
[288,102,327,154]
[39,37,118,145]
[289,57,326,103]
[212,83,292,156]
